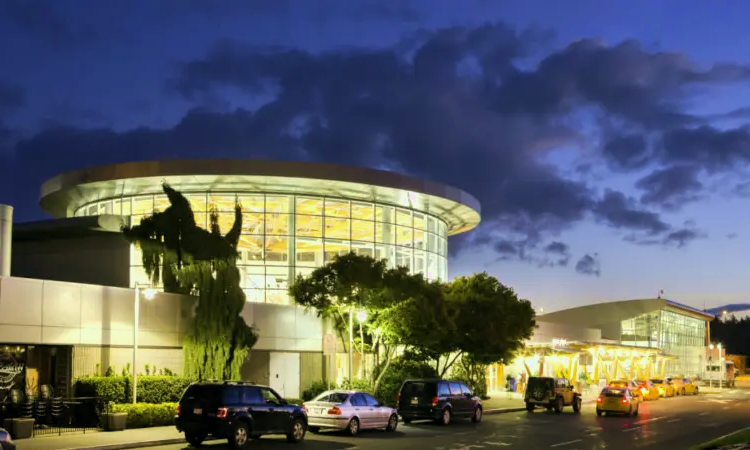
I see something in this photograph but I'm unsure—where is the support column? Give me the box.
[381,207,393,267]
[0,205,12,277]
[288,198,296,285]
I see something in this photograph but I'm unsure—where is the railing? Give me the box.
[1,395,106,437]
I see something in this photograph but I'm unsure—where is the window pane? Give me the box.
[99,201,113,215]
[296,238,323,266]
[325,199,350,217]
[296,215,323,237]
[324,217,350,239]
[242,212,264,235]
[351,241,374,258]
[266,195,292,213]
[426,216,436,233]
[192,212,207,229]
[375,205,394,223]
[413,229,425,250]
[324,240,350,262]
[437,220,447,238]
[121,198,132,216]
[351,202,374,220]
[351,219,374,242]
[266,265,289,289]
[215,212,239,233]
[209,194,237,212]
[396,247,412,270]
[245,288,264,303]
[414,250,425,274]
[296,197,323,215]
[375,222,395,244]
[239,195,264,212]
[129,266,153,288]
[265,236,289,261]
[375,244,395,268]
[132,196,154,215]
[396,208,412,227]
[238,235,264,261]
[266,213,290,235]
[427,253,439,280]
[267,290,290,305]
[186,193,207,212]
[396,226,412,247]
[438,237,446,256]
[413,213,425,230]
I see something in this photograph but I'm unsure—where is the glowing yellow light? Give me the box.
[598,346,604,355]
[608,349,614,356]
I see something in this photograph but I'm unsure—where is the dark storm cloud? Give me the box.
[0,0,100,46]
[11,21,746,253]
[0,80,25,114]
[543,241,570,267]
[575,254,600,277]
[659,125,750,172]
[662,228,707,248]
[635,165,703,210]
[602,134,651,170]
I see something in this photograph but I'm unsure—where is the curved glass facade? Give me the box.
[74,192,449,305]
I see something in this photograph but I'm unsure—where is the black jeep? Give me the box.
[524,376,581,414]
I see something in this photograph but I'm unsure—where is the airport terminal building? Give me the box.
[0,159,715,400]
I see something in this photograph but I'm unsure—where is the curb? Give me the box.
[65,438,186,450]
[484,399,597,415]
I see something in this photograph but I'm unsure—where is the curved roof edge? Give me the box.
[39,159,482,236]
[539,298,714,330]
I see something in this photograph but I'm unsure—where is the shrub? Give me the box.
[110,403,177,429]
[451,357,488,400]
[340,378,372,393]
[74,376,191,404]
[302,380,336,401]
[373,358,437,406]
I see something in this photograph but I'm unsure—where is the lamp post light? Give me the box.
[133,282,157,404]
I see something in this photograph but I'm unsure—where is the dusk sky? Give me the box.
[1,0,749,312]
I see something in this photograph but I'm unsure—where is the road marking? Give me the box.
[482,442,513,447]
[698,412,709,416]
[633,416,666,425]
[723,406,730,410]
[550,440,582,447]
[666,419,681,423]
[623,426,642,433]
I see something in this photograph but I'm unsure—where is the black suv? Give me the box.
[175,381,307,448]
[397,379,482,425]
[524,376,581,414]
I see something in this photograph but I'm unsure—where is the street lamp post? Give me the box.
[133,282,157,404]
[348,308,354,383]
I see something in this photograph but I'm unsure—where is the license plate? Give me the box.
[411,398,418,405]
[318,408,326,414]
[193,408,202,415]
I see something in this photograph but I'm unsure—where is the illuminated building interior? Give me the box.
[74,193,449,304]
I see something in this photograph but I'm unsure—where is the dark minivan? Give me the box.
[397,379,482,425]
[175,381,307,448]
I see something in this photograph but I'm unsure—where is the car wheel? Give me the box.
[386,414,399,431]
[572,397,581,413]
[525,402,535,412]
[286,418,306,443]
[694,387,699,395]
[596,409,602,416]
[348,417,360,436]
[229,421,250,449]
[438,408,451,425]
[185,431,206,447]
[309,426,320,434]
[554,397,563,414]
[471,407,483,423]
[681,388,685,395]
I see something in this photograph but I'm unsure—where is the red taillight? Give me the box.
[621,398,629,404]
[641,388,648,395]
[597,396,602,403]
[397,394,401,403]
[302,404,308,413]
[431,397,438,407]
[327,406,342,415]
[176,405,181,415]
[217,407,228,418]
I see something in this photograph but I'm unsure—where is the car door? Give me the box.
[363,393,387,428]
[260,387,288,433]
[459,383,475,414]
[242,386,272,434]
[449,382,467,416]
[350,393,372,428]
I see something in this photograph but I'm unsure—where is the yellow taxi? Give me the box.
[650,378,676,397]
[668,377,700,396]
[634,380,660,401]
[607,380,643,401]
[596,386,641,416]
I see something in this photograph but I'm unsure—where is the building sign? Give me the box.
[0,353,25,393]
[552,338,568,348]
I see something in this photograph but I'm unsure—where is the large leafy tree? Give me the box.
[122,184,258,380]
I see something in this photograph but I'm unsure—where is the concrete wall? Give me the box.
[530,320,602,343]
[11,233,130,288]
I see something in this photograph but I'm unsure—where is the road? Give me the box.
[144,389,750,450]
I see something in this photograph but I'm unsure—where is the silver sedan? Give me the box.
[303,390,399,436]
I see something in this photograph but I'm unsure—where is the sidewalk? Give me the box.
[14,427,190,450]
[482,390,600,414]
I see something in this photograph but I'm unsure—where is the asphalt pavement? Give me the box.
[141,389,750,450]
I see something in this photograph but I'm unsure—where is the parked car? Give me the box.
[175,381,307,449]
[607,379,643,401]
[0,428,15,450]
[397,379,482,425]
[302,390,398,436]
[634,380,660,401]
[524,376,582,414]
[668,377,699,396]
[596,386,641,416]
[650,378,676,397]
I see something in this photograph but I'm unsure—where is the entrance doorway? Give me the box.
[269,352,300,399]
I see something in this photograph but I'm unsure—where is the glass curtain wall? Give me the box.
[76,193,450,305]
[621,309,707,378]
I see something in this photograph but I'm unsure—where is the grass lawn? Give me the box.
[692,427,750,449]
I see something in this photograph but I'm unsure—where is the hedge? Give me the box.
[74,376,191,404]
[110,403,178,429]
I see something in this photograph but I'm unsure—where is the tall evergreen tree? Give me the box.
[122,183,258,380]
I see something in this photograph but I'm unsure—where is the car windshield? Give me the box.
[313,392,350,403]
[650,379,663,384]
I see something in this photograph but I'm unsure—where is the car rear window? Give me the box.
[181,384,225,403]
[313,392,349,403]
[650,379,663,384]
[603,390,624,397]
[401,381,434,397]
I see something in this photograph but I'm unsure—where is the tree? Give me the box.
[429,272,537,376]
[122,183,258,380]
